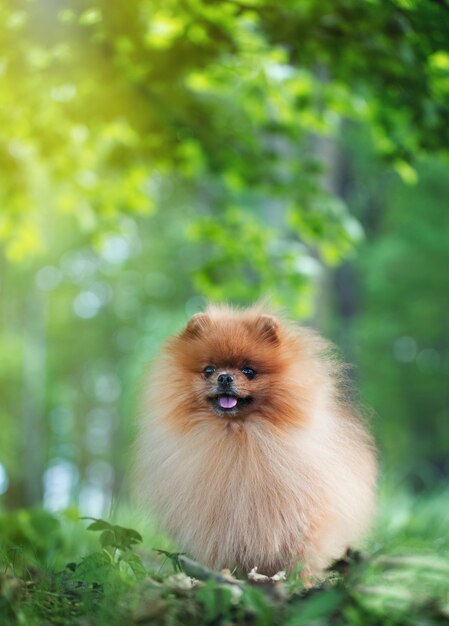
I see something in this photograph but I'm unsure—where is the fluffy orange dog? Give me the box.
[135,304,377,576]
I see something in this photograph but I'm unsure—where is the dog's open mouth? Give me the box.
[218,395,237,409]
[209,394,252,414]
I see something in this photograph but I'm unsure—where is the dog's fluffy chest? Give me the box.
[150,420,319,534]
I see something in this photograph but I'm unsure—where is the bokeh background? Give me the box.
[1,0,448,518]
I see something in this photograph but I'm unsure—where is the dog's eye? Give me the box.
[203,365,215,377]
[242,367,256,380]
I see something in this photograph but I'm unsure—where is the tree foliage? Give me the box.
[1,0,449,303]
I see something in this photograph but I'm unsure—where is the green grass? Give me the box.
[1,485,448,625]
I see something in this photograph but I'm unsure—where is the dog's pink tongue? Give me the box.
[219,396,237,409]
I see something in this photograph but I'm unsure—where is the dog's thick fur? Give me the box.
[135,304,377,576]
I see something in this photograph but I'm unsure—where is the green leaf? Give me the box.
[85,518,143,551]
[121,552,147,580]
[73,551,114,583]
[86,519,112,532]
[79,8,102,25]
[284,589,344,626]
[196,581,234,622]
[154,549,185,573]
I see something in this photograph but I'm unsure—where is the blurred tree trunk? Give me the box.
[20,288,47,506]
[309,67,359,350]
[312,127,360,363]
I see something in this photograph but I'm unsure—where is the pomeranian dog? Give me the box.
[135,304,377,577]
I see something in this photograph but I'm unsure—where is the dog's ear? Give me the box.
[254,314,280,344]
[182,313,210,339]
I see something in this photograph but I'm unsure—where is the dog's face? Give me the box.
[165,308,299,424]
[201,362,257,418]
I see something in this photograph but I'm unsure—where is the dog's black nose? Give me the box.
[218,373,234,385]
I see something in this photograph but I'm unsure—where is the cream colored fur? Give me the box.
[135,357,377,576]
[134,386,375,573]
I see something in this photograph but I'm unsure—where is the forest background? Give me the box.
[0,0,449,583]
[2,2,449,623]
[2,0,448,513]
